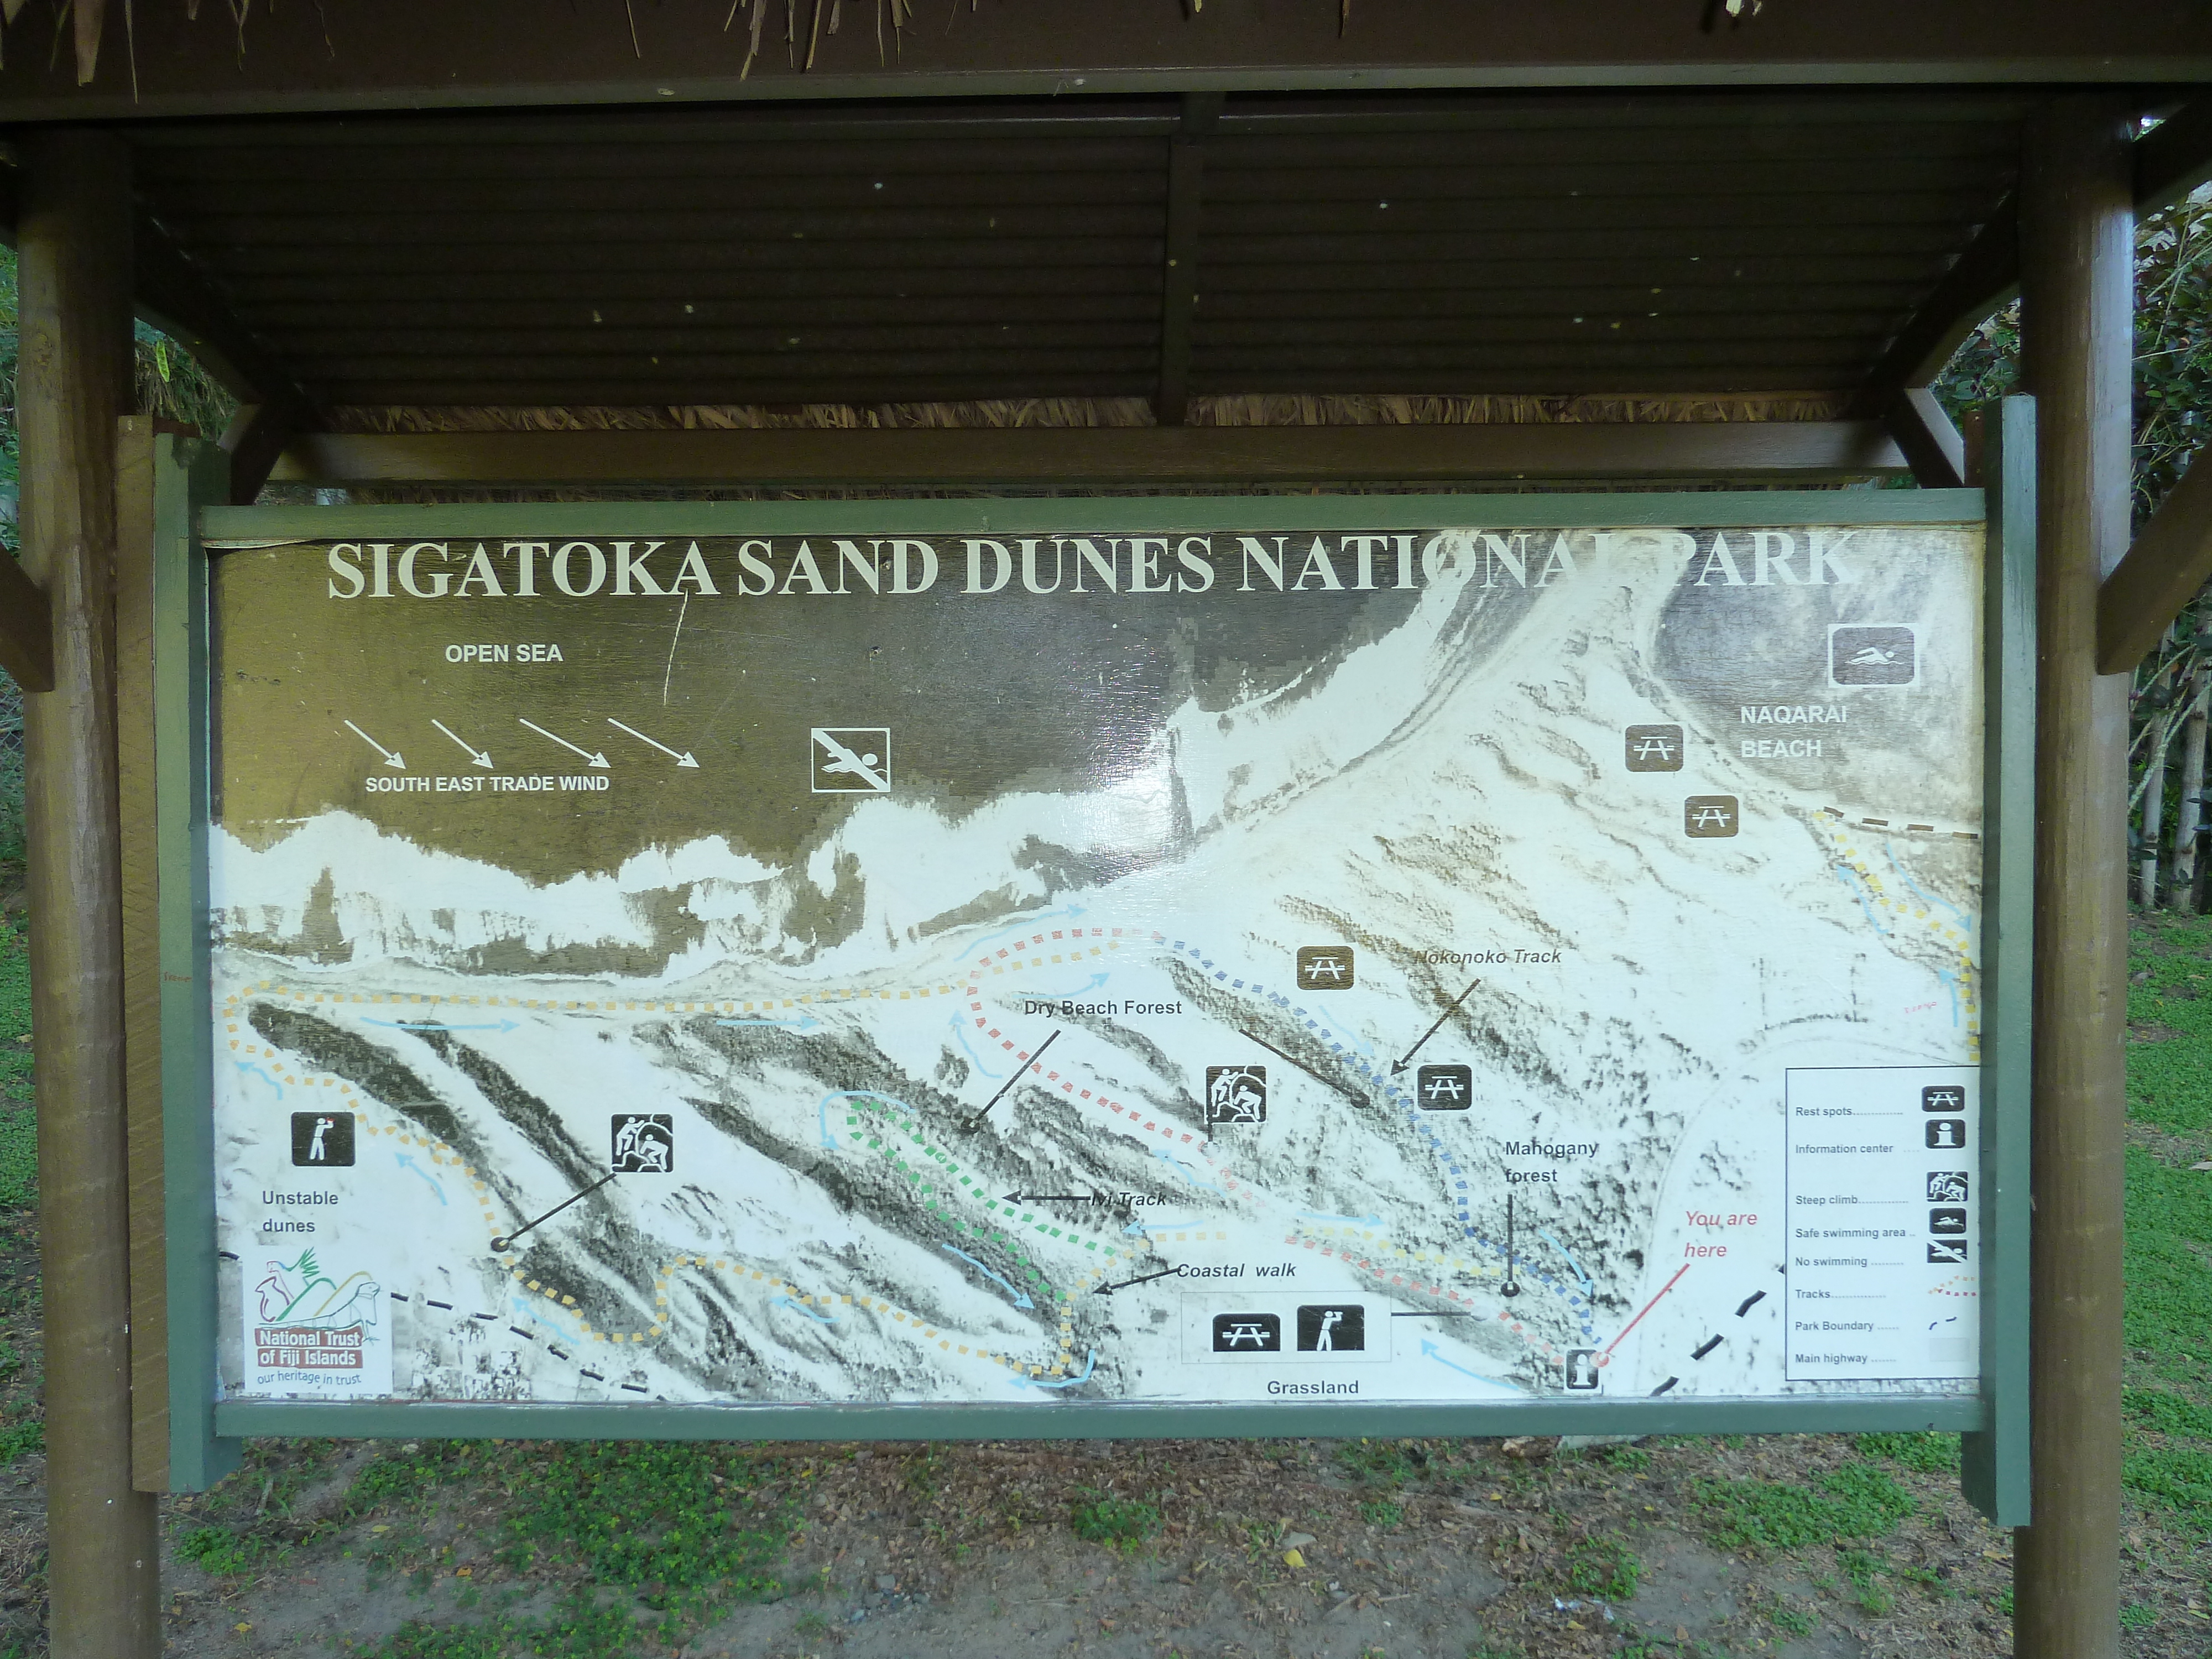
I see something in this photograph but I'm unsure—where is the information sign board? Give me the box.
[155,482,2030,1514]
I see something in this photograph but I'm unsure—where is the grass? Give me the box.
[1358,1498,1405,1528]
[1561,1533,1641,1601]
[1692,1460,1916,1554]
[348,1442,797,1657]
[2120,910,2212,1543]
[1068,1491,1162,1551]
[1853,1432,1960,1474]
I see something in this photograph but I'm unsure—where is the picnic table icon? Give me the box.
[811,727,892,793]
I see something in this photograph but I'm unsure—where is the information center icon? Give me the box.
[1925,1119,1966,1151]
[290,1111,354,1167]
[1295,946,1355,989]
[1416,1063,1473,1110]
[611,1113,675,1172]
[1212,1313,1281,1353]
[1625,724,1685,772]
[1205,1066,1267,1125]
[1565,1348,1601,1390]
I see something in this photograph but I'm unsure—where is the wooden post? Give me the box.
[2015,94,2135,1659]
[17,131,163,1657]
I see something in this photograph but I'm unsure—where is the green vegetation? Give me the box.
[1561,1533,1641,1601]
[1068,1491,1162,1551]
[1853,1431,1961,1474]
[350,1441,796,1657]
[1692,1460,1915,1554]
[1358,1498,1405,1529]
[2119,911,2212,1540]
[174,1524,269,1576]
[1333,1436,1423,1488]
[0,1416,39,1465]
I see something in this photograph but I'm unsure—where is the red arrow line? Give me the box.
[1603,1263,1691,1357]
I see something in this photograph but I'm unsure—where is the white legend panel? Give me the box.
[1785,1065,1979,1381]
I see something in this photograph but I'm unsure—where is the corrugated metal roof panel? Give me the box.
[128,89,2023,408]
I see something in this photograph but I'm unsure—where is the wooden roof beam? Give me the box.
[132,215,318,500]
[2097,444,2212,674]
[265,420,1911,488]
[1860,95,2212,422]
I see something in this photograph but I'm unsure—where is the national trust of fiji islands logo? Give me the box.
[253,1246,382,1374]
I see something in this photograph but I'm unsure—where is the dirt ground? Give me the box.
[0,1420,2058,1659]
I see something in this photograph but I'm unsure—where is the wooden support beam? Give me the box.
[131,213,309,411]
[266,419,1912,488]
[17,127,163,1659]
[2014,92,2136,1659]
[2096,445,2212,674]
[1857,197,2019,410]
[2137,97,2212,213]
[1883,386,1968,488]
[218,398,299,506]
[0,554,54,692]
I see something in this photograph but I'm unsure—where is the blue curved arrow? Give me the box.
[363,1017,520,1034]
[773,1294,839,1324]
[234,1061,284,1099]
[1010,1348,1097,1390]
[1420,1337,1520,1392]
[941,1244,1035,1308]
[950,1014,1006,1079]
[1540,1231,1596,1297]
[394,1151,447,1206]
[714,1015,822,1031]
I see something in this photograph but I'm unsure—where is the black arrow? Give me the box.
[1091,1266,1176,1296]
[1000,1191,1108,1204]
[1390,976,1482,1074]
[490,1170,618,1253]
[963,1028,1061,1129]
[1499,1193,1522,1298]
[1237,1027,1366,1105]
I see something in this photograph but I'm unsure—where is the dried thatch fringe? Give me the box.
[333,391,1851,437]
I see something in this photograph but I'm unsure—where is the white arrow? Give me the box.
[518,717,609,769]
[431,719,494,769]
[606,717,699,768]
[343,719,404,769]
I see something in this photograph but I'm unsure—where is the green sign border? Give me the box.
[162,455,2034,1524]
